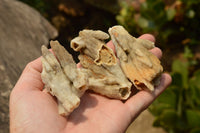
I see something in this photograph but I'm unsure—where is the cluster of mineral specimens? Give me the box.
[41,25,163,116]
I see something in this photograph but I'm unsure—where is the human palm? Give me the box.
[10,34,171,133]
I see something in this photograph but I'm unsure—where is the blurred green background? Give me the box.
[19,0,200,133]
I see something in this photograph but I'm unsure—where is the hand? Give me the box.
[9,34,172,133]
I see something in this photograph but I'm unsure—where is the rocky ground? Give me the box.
[127,110,167,133]
[0,0,57,132]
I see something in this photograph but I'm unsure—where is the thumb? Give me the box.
[13,57,44,92]
[125,73,172,120]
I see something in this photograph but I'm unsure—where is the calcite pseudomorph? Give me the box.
[41,25,163,116]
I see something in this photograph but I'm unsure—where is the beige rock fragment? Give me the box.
[50,41,88,94]
[108,25,163,91]
[71,30,117,66]
[41,25,164,116]
[41,41,88,116]
[71,30,132,100]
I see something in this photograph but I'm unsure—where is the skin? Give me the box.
[9,34,172,133]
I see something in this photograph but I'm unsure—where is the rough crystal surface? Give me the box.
[41,25,163,116]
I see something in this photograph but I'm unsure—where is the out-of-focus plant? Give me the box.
[19,0,46,12]
[149,47,200,133]
[118,1,200,132]
[18,0,54,17]
[117,0,200,47]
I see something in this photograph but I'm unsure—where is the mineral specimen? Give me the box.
[108,26,163,91]
[41,25,163,116]
[41,41,88,116]
[71,30,132,99]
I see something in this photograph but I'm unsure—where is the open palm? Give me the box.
[10,34,171,133]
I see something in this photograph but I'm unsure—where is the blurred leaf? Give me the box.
[153,109,178,129]
[152,117,161,127]
[137,16,149,28]
[193,70,200,82]
[190,70,200,90]
[172,60,188,74]
[150,85,178,116]
[184,46,194,58]
[171,73,183,87]
[172,60,188,88]
[189,70,200,106]
[157,89,177,108]
[186,109,200,128]
[190,128,200,133]
[19,0,48,14]
[115,0,200,132]
[189,70,200,90]
[183,0,200,7]
[167,8,176,21]
[150,103,172,116]
[187,10,195,18]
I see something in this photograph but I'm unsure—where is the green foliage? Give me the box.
[116,1,136,34]
[149,48,200,133]
[117,0,200,46]
[117,2,200,132]
[18,0,50,15]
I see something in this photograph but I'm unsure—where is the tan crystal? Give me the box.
[71,29,132,99]
[108,25,163,91]
[41,25,163,116]
[41,41,88,116]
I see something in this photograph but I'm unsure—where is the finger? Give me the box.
[149,47,162,59]
[76,62,82,68]
[138,34,155,43]
[107,40,115,52]
[138,34,162,59]
[23,57,42,73]
[13,57,44,92]
[125,73,172,119]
